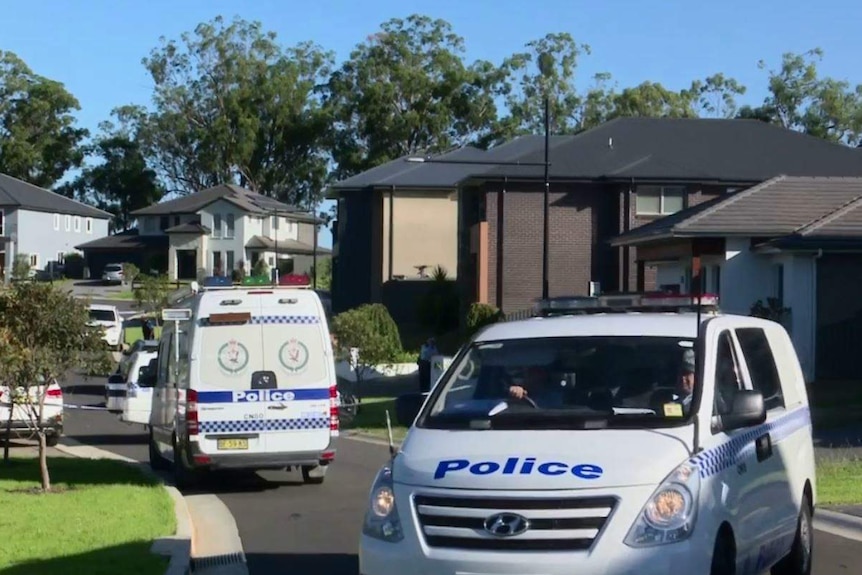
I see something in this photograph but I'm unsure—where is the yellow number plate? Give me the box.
[217,438,249,450]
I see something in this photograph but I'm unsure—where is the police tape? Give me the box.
[64,404,110,411]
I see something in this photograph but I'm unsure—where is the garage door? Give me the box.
[816,254,862,381]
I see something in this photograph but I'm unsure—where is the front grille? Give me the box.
[413,494,617,552]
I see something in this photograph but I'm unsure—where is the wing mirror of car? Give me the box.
[718,390,766,433]
[107,374,126,384]
[394,392,428,427]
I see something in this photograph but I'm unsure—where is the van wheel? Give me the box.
[301,464,327,485]
[45,434,59,447]
[772,493,813,575]
[148,430,169,471]
[172,438,201,490]
[710,528,736,575]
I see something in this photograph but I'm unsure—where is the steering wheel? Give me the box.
[511,393,539,409]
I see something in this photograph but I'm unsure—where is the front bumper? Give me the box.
[359,484,715,575]
[102,331,122,347]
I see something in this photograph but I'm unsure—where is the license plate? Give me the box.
[217,438,249,450]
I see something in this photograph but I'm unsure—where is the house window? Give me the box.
[226,250,235,271]
[57,252,65,264]
[74,216,81,232]
[85,218,93,233]
[213,214,222,238]
[65,215,71,231]
[160,216,169,231]
[636,186,685,215]
[213,251,222,274]
[775,264,784,306]
[226,213,235,238]
[29,254,38,268]
[53,214,60,230]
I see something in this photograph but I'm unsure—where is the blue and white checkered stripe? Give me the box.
[251,315,319,324]
[199,417,329,434]
[689,406,811,479]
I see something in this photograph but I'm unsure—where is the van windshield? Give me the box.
[421,336,697,430]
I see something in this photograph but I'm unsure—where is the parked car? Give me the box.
[101,263,124,285]
[0,378,63,447]
[88,304,124,351]
[122,357,159,427]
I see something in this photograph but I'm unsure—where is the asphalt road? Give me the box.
[60,375,862,575]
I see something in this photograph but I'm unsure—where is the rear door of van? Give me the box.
[123,352,158,426]
[193,291,269,456]
[258,290,332,453]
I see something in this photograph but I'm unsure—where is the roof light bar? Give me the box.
[534,292,720,317]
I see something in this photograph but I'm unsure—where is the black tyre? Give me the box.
[302,464,327,485]
[148,430,169,471]
[45,434,59,447]
[710,528,736,575]
[772,493,813,575]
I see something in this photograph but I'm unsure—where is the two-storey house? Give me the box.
[0,173,111,280]
[76,184,329,280]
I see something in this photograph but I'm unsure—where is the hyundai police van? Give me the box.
[360,293,816,575]
[147,276,339,487]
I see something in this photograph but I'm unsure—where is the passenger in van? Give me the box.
[507,366,562,407]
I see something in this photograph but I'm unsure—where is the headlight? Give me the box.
[362,465,403,543]
[624,461,700,547]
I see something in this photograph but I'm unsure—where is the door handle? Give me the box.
[755,433,773,462]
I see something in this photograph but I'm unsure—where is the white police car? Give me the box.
[360,293,816,575]
[147,276,339,487]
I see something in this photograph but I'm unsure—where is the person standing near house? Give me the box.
[418,337,438,392]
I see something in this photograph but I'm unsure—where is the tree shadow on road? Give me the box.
[176,469,314,496]
[0,541,169,575]
[62,433,148,447]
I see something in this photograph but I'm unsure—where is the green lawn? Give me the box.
[346,396,409,442]
[0,458,175,575]
[124,325,163,346]
[816,456,862,506]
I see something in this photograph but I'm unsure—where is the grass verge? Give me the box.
[345,396,408,442]
[816,456,862,506]
[0,457,175,575]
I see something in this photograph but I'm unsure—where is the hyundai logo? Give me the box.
[483,512,530,537]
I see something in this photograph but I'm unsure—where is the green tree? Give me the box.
[331,304,403,391]
[738,49,862,146]
[133,274,172,319]
[59,109,165,231]
[0,51,88,188]
[324,14,504,178]
[11,254,30,280]
[0,283,112,491]
[137,15,334,206]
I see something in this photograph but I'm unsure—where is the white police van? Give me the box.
[360,293,816,575]
[147,276,339,487]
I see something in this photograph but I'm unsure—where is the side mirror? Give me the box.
[107,374,126,384]
[394,392,428,427]
[720,390,766,432]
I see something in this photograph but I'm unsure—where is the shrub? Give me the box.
[466,302,503,336]
[331,304,403,385]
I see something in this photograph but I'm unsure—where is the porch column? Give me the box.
[636,260,645,292]
[168,245,177,280]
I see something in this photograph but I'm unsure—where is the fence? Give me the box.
[503,307,535,322]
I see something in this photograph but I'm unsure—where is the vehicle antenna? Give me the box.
[385,409,396,460]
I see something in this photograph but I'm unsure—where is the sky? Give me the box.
[4,0,861,249]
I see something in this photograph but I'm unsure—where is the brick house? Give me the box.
[456,118,862,315]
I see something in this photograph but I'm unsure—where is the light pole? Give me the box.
[538,51,554,301]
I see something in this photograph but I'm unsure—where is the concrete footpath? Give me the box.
[50,438,249,575]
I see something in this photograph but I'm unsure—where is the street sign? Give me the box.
[162,308,192,322]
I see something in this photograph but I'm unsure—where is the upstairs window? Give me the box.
[213,213,222,238]
[226,213,235,238]
[636,186,686,216]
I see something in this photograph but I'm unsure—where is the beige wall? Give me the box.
[381,190,458,281]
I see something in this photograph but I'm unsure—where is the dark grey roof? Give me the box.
[245,235,331,256]
[132,184,322,223]
[480,118,862,182]
[612,176,862,246]
[327,136,570,194]
[0,173,112,219]
[76,229,169,251]
[165,222,211,234]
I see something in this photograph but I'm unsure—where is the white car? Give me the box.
[360,293,816,575]
[120,351,159,425]
[147,277,339,488]
[101,263,124,285]
[0,378,64,447]
[88,304,124,351]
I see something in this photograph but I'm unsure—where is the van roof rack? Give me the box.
[533,291,720,317]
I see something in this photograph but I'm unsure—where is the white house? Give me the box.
[0,173,112,281]
[76,184,330,281]
[612,175,862,384]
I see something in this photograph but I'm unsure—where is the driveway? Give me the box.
[57,373,862,575]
